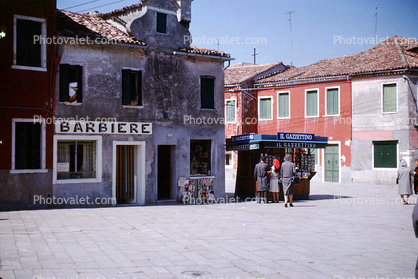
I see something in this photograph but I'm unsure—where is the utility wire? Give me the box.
[77,0,128,13]
[64,0,101,10]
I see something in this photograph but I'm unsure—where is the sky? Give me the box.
[57,0,418,67]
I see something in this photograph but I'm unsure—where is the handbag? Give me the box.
[293,177,301,184]
[396,177,399,184]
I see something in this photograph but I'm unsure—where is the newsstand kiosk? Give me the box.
[226,133,328,200]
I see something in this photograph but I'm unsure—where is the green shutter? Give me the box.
[122,69,131,105]
[260,98,271,119]
[374,142,397,168]
[201,78,215,109]
[59,64,70,102]
[383,84,397,113]
[306,90,318,116]
[327,88,338,115]
[279,93,289,118]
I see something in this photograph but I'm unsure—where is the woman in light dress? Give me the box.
[269,159,280,203]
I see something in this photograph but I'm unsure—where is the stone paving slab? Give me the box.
[0,182,417,279]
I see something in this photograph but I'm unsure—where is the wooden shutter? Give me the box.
[137,71,143,106]
[279,93,289,118]
[306,90,318,116]
[383,84,396,113]
[122,69,131,105]
[201,77,215,109]
[260,98,271,119]
[59,64,70,102]
[76,65,83,103]
[327,88,338,115]
[374,141,397,168]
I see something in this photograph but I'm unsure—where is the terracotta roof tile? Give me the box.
[57,10,147,46]
[257,36,418,84]
[225,62,285,85]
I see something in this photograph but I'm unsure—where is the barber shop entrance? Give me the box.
[226,133,328,200]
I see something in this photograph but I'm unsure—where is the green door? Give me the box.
[325,145,339,182]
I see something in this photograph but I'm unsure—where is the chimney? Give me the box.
[177,0,193,29]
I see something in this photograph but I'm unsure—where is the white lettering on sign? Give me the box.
[55,121,152,135]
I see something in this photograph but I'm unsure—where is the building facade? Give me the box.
[0,0,57,210]
[54,0,232,206]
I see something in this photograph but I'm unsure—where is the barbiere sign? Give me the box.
[55,120,152,135]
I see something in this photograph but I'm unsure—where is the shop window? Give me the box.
[122,69,142,106]
[259,97,272,120]
[306,89,318,117]
[13,121,42,170]
[157,12,167,34]
[190,140,211,176]
[382,83,397,113]
[201,77,215,109]
[373,141,397,168]
[225,99,236,123]
[13,15,46,69]
[60,64,83,103]
[326,87,339,116]
[278,92,290,118]
[57,140,96,180]
[309,148,319,165]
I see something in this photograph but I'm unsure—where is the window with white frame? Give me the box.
[326,87,339,116]
[306,89,319,117]
[259,97,272,120]
[382,83,397,113]
[60,64,83,103]
[277,91,290,118]
[13,15,46,70]
[225,99,236,123]
[54,136,102,183]
[12,119,45,172]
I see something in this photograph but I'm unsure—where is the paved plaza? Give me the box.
[0,182,417,279]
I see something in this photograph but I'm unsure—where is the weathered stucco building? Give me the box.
[53,0,232,206]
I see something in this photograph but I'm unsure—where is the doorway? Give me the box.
[116,145,136,203]
[324,144,339,182]
[158,145,172,200]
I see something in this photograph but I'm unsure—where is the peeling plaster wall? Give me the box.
[351,74,418,184]
[55,43,225,204]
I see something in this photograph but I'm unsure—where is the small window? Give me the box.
[259,97,272,120]
[382,83,397,113]
[201,77,215,109]
[373,141,397,168]
[326,88,339,116]
[57,140,96,180]
[14,122,42,169]
[278,92,290,118]
[60,64,83,103]
[306,89,318,117]
[191,140,211,176]
[122,69,142,106]
[225,99,236,123]
[225,151,233,168]
[13,15,46,70]
[157,12,167,34]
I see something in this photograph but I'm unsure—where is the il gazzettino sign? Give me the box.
[55,120,152,135]
[278,132,314,141]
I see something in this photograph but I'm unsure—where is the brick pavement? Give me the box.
[0,182,417,279]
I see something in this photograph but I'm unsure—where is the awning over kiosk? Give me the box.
[226,133,328,151]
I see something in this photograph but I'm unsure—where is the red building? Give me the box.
[225,61,353,191]
[0,0,57,209]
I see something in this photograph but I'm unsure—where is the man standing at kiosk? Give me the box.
[254,156,270,204]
